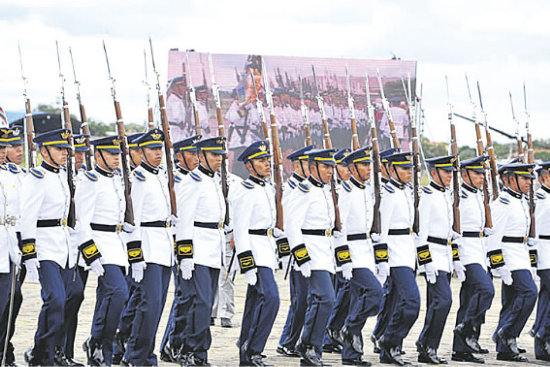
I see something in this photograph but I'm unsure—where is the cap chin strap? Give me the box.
[514,174,522,194]
[391,165,404,184]
[180,152,192,171]
[129,152,137,169]
[382,163,390,180]
[202,151,215,173]
[141,147,158,168]
[353,163,366,182]
[298,160,307,179]
[336,166,344,182]
[249,159,265,179]
[435,168,445,188]
[98,150,115,172]
[45,146,61,167]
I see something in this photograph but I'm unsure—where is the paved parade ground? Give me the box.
[12,271,542,366]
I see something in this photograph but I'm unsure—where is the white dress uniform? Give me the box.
[456,183,487,267]
[535,186,550,269]
[417,182,454,273]
[0,165,19,273]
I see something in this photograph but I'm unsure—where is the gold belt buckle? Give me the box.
[325,229,333,237]
[0,218,4,225]
[61,218,68,226]
[409,227,413,234]
[523,236,528,243]
[480,231,484,238]
[116,224,123,232]
[219,222,224,230]
[166,221,171,228]
[447,239,452,245]
[267,228,273,238]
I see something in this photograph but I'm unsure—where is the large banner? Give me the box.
[167,51,416,178]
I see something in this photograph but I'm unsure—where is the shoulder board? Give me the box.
[498,196,510,205]
[132,170,146,182]
[189,171,202,182]
[7,163,21,174]
[287,178,297,189]
[84,171,98,182]
[342,181,352,192]
[460,189,468,199]
[383,184,395,194]
[421,185,432,194]
[536,192,546,200]
[298,182,310,193]
[174,174,182,184]
[241,180,254,189]
[30,168,44,179]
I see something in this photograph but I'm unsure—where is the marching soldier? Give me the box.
[286,148,345,366]
[124,128,175,366]
[175,136,227,366]
[488,163,537,362]
[415,155,464,364]
[277,145,314,357]
[20,129,74,366]
[378,152,420,367]
[532,161,550,361]
[76,135,131,366]
[232,140,280,366]
[338,147,383,366]
[451,156,495,363]
[160,134,202,363]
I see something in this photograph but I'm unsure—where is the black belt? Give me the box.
[37,219,67,227]
[502,236,527,243]
[249,228,274,236]
[141,220,170,228]
[91,223,122,232]
[463,231,483,238]
[194,221,223,230]
[540,235,550,240]
[302,229,333,237]
[347,233,369,241]
[427,235,450,245]
[388,228,411,236]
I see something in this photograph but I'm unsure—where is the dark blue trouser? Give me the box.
[495,269,537,353]
[185,265,220,360]
[324,271,350,346]
[0,269,12,351]
[373,275,394,340]
[342,268,382,360]
[34,261,72,365]
[301,270,335,355]
[239,267,280,362]
[418,270,452,350]
[113,270,139,357]
[382,267,420,349]
[534,269,550,356]
[91,265,129,366]
[281,268,308,350]
[453,264,494,352]
[125,264,170,366]
[64,266,87,358]
[0,264,24,364]
[160,265,196,354]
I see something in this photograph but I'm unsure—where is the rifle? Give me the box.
[17,42,36,169]
[509,91,524,162]
[248,69,270,142]
[312,65,342,232]
[208,54,230,226]
[261,58,284,232]
[55,41,76,229]
[445,76,460,234]
[465,74,492,228]
[477,82,499,199]
[376,69,400,148]
[143,50,154,130]
[69,47,92,169]
[366,73,382,234]
[185,52,201,135]
[149,37,177,216]
[345,66,359,150]
[103,41,135,225]
[299,75,312,146]
[524,83,536,239]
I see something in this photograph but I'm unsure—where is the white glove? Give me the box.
[223,223,233,235]
[493,266,513,286]
[424,262,437,284]
[413,234,421,247]
[169,215,178,227]
[89,259,105,277]
[25,258,40,283]
[272,227,283,238]
[370,233,381,243]
[180,258,194,280]
[333,230,344,240]
[453,261,466,282]
[300,262,311,278]
[527,238,537,247]
[376,262,390,285]
[483,227,494,237]
[8,234,21,268]
[341,262,353,280]
[245,268,258,285]
[451,231,461,241]
[131,262,147,283]
[531,267,539,281]
[122,222,135,233]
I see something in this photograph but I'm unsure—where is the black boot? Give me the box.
[53,346,71,366]
[83,336,104,366]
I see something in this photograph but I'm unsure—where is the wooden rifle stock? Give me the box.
[61,102,76,229]
[113,101,135,225]
[474,122,493,228]
[270,113,284,231]
[214,106,230,226]
[77,103,92,169]
[147,108,154,130]
[366,74,382,234]
[158,94,178,216]
[24,99,35,168]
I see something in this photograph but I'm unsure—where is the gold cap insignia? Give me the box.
[151,133,161,140]
[61,131,70,139]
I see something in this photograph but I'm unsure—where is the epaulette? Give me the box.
[342,181,352,192]
[241,180,254,189]
[460,189,468,199]
[84,171,98,182]
[189,171,202,182]
[174,174,182,183]
[383,184,395,194]
[287,178,297,190]
[498,196,510,205]
[298,182,310,193]
[30,168,44,179]
[7,163,21,174]
[133,170,146,182]
[421,185,433,194]
[536,192,546,200]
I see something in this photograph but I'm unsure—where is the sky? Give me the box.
[1,0,549,147]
